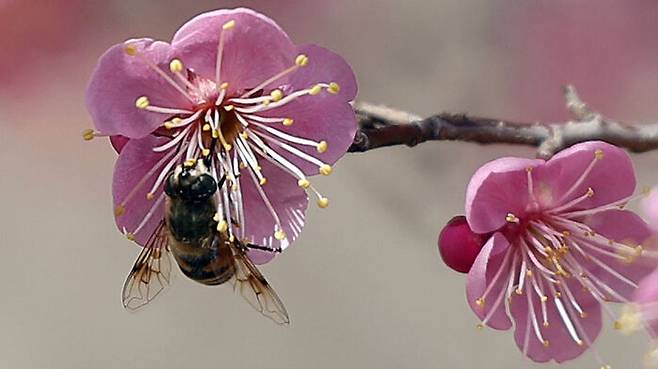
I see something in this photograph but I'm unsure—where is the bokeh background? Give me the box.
[2,1,658,368]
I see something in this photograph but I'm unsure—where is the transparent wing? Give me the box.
[121,222,173,311]
[228,242,290,325]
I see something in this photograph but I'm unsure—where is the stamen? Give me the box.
[505,213,520,223]
[215,19,235,82]
[124,43,194,101]
[239,54,308,98]
[132,192,166,235]
[168,59,197,91]
[152,125,193,153]
[248,119,323,148]
[81,129,108,141]
[554,297,584,345]
[548,187,594,214]
[556,149,603,205]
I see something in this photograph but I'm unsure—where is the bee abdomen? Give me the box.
[173,244,235,286]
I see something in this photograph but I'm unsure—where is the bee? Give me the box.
[121,156,289,325]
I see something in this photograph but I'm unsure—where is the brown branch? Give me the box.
[351,86,658,159]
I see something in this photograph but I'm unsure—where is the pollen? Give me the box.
[164,121,175,129]
[298,179,311,189]
[595,149,604,160]
[125,232,136,241]
[295,54,309,67]
[224,104,234,111]
[203,124,211,131]
[222,19,236,30]
[135,96,150,109]
[146,192,155,200]
[317,197,329,208]
[586,187,594,197]
[309,84,323,96]
[82,128,95,141]
[202,148,211,157]
[274,230,286,240]
[184,158,196,168]
[213,213,221,222]
[124,43,138,56]
[475,297,485,306]
[169,59,183,73]
[505,213,520,223]
[260,177,267,185]
[327,82,340,94]
[220,82,229,90]
[543,340,550,348]
[316,140,328,153]
[270,89,283,102]
[319,164,333,176]
[217,219,228,233]
[240,131,249,140]
[114,205,126,217]
[282,118,294,126]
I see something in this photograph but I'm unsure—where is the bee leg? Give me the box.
[245,243,282,254]
[217,174,226,189]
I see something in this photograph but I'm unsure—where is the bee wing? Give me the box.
[228,242,290,325]
[121,222,173,311]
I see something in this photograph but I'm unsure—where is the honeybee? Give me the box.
[121,158,289,325]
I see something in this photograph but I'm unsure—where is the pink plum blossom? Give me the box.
[441,141,657,364]
[438,216,487,273]
[85,8,357,263]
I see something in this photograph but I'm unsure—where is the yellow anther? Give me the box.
[202,148,211,156]
[316,140,328,153]
[270,89,283,102]
[239,162,246,169]
[475,297,485,307]
[224,104,234,111]
[259,177,267,185]
[274,230,286,240]
[295,54,309,67]
[562,230,571,236]
[309,84,323,95]
[515,288,523,295]
[184,158,196,167]
[319,164,333,176]
[82,129,95,141]
[282,118,294,126]
[202,124,211,131]
[169,59,183,73]
[526,270,533,278]
[595,149,604,160]
[262,99,271,107]
[217,220,228,233]
[222,20,236,30]
[586,187,594,197]
[543,340,550,348]
[124,43,138,56]
[212,130,219,138]
[164,121,175,129]
[240,131,249,139]
[213,213,220,222]
[229,235,235,242]
[541,295,548,302]
[126,232,136,241]
[219,82,229,90]
[505,213,519,223]
[475,323,484,330]
[601,365,612,369]
[317,197,329,208]
[327,82,340,94]
[256,165,262,171]
[298,178,311,189]
[231,184,238,192]
[146,192,155,200]
[580,312,588,319]
[135,96,150,109]
[114,205,126,217]
[526,167,533,173]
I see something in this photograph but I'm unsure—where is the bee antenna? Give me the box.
[203,137,218,167]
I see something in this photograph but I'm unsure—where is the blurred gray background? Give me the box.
[2,1,658,368]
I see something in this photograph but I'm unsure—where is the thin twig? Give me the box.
[351,86,658,159]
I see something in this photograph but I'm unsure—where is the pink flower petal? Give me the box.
[171,8,295,96]
[438,216,487,273]
[466,232,513,330]
[577,209,655,302]
[239,154,309,264]
[535,141,635,210]
[112,135,170,246]
[110,135,129,154]
[289,44,357,101]
[86,38,191,138]
[466,157,544,234]
[258,93,357,176]
[510,278,602,363]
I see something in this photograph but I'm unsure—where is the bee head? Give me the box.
[164,159,217,202]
